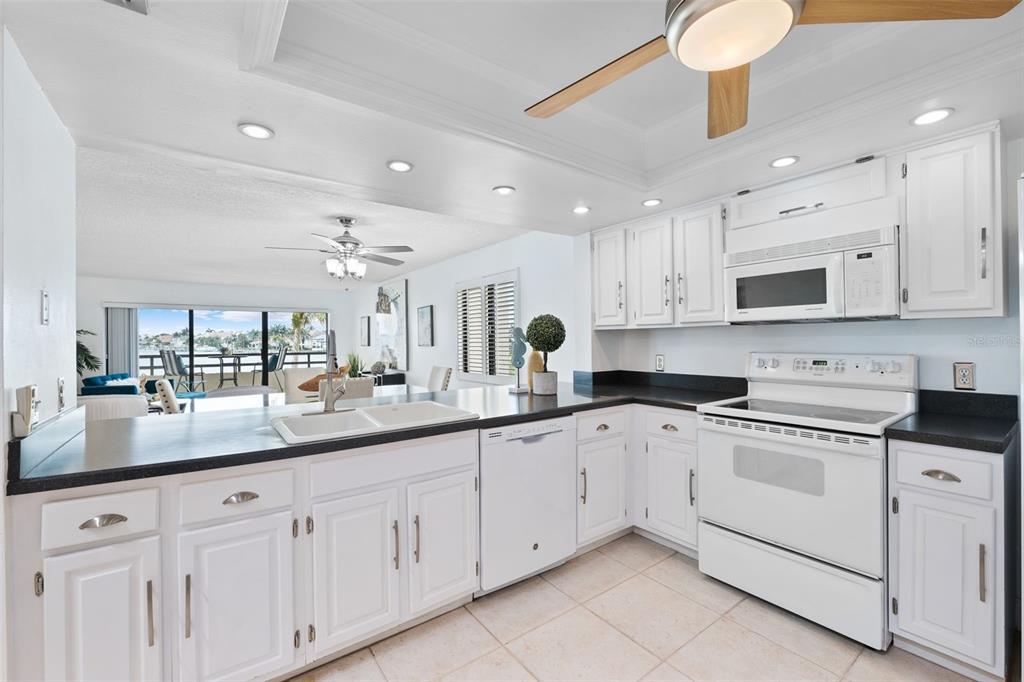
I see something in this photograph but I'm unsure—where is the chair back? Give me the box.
[427,366,453,392]
[159,350,176,374]
[270,348,288,371]
[155,379,181,414]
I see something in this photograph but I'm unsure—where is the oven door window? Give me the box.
[733,445,825,496]
[735,268,828,310]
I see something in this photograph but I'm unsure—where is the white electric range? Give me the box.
[696,352,917,650]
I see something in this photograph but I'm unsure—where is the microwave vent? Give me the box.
[726,228,886,267]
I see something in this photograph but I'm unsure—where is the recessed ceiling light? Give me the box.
[492,185,516,196]
[642,198,663,208]
[770,155,799,168]
[573,206,591,215]
[912,108,954,126]
[237,122,274,140]
[387,160,414,173]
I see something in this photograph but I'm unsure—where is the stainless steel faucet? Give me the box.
[323,329,347,413]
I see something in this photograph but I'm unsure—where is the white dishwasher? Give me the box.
[479,415,577,591]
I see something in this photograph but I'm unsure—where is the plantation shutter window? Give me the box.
[456,270,518,383]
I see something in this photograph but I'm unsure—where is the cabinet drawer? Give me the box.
[180,469,294,526]
[645,409,697,441]
[894,445,993,501]
[42,488,160,551]
[576,410,626,441]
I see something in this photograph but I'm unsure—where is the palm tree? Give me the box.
[291,312,328,351]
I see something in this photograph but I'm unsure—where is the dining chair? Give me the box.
[260,348,288,391]
[154,379,182,414]
[162,350,206,393]
[427,366,453,391]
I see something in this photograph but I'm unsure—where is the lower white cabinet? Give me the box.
[177,511,295,682]
[577,436,628,545]
[888,439,1012,677]
[407,470,479,616]
[311,487,402,656]
[43,536,162,682]
[645,437,698,547]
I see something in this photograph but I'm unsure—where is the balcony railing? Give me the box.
[138,351,328,376]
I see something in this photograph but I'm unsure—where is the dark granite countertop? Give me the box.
[885,413,1019,454]
[7,383,742,495]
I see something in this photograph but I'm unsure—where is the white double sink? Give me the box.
[272,401,480,444]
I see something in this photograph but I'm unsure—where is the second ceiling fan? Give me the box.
[525,0,1020,139]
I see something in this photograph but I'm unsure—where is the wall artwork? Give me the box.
[417,305,434,347]
[359,316,370,347]
[375,279,408,370]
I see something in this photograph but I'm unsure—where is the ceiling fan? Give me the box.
[265,216,414,281]
[525,0,1020,139]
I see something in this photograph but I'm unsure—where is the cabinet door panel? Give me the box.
[577,437,628,544]
[178,511,294,682]
[673,206,724,324]
[903,132,997,315]
[592,229,627,327]
[895,489,995,665]
[629,220,674,326]
[43,536,161,682]
[312,488,401,656]
[407,471,478,615]
[646,438,697,547]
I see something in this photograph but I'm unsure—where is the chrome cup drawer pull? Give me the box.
[79,513,128,530]
[662,423,679,432]
[596,423,610,432]
[222,491,260,505]
[921,469,962,483]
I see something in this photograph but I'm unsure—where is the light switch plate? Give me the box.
[953,362,976,391]
[655,354,665,372]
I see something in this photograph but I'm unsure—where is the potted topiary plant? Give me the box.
[525,314,565,395]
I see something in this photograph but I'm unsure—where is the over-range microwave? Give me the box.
[725,226,899,323]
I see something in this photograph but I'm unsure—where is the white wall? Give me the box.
[76,275,354,374]
[3,30,76,421]
[345,231,577,389]
[591,135,1024,395]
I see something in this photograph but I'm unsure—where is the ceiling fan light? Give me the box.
[347,258,367,280]
[666,0,800,72]
[325,258,342,276]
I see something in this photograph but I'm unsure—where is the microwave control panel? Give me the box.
[843,244,899,318]
[748,352,917,390]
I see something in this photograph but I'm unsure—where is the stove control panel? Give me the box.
[747,352,917,390]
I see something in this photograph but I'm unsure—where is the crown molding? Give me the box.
[239,0,289,71]
[644,27,1024,188]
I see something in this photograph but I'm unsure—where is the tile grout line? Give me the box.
[461,601,541,680]
[718,608,844,680]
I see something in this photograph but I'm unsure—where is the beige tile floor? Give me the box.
[292,534,970,682]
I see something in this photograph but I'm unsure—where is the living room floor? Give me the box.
[292,534,968,682]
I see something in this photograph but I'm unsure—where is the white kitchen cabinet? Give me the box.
[406,470,478,616]
[628,219,674,326]
[43,536,162,682]
[592,227,627,327]
[672,205,725,324]
[901,130,1002,318]
[311,487,401,656]
[645,437,698,547]
[577,436,628,544]
[888,439,1012,677]
[728,156,886,230]
[178,511,295,682]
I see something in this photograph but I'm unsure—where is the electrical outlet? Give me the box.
[655,354,665,372]
[953,362,976,391]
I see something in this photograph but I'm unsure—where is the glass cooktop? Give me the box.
[720,398,898,425]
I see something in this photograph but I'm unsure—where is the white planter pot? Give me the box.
[532,371,557,395]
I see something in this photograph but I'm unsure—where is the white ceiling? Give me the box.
[4,0,1024,287]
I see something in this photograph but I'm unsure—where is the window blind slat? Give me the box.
[457,277,517,380]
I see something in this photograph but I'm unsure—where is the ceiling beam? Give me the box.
[239,0,290,71]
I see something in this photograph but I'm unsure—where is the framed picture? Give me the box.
[359,316,370,347]
[417,305,434,347]
[375,279,408,370]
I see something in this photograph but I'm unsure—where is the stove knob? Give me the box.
[756,358,767,369]
[889,362,902,373]
[869,361,883,373]
[770,358,780,369]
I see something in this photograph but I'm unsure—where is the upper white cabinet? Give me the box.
[672,205,725,324]
[901,130,1002,318]
[311,487,402,656]
[728,157,886,230]
[406,470,478,616]
[592,228,627,327]
[178,512,295,682]
[43,536,162,682]
[627,218,674,326]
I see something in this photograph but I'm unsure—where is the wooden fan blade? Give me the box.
[798,0,1020,24]
[361,253,404,266]
[707,64,749,139]
[525,36,667,118]
[360,245,414,254]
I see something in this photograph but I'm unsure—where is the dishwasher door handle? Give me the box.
[508,429,564,443]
